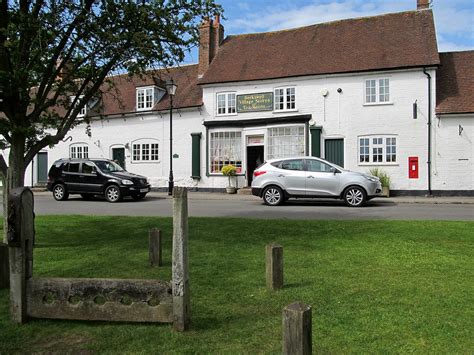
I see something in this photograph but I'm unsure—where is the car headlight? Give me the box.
[121,179,133,185]
[364,176,379,183]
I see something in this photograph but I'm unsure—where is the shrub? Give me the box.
[221,165,237,187]
[221,165,237,176]
[369,167,391,188]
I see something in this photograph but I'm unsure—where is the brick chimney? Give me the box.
[417,0,430,10]
[198,14,224,78]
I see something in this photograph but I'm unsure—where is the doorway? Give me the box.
[112,147,126,169]
[37,152,48,185]
[246,145,264,186]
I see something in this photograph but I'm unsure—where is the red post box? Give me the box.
[408,157,418,179]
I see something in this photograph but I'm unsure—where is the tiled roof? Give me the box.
[436,51,474,115]
[96,64,202,117]
[200,10,440,84]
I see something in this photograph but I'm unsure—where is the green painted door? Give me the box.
[324,139,344,167]
[37,152,48,184]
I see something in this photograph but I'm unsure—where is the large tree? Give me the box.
[0,0,220,198]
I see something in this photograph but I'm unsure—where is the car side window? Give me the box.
[82,162,96,174]
[68,162,80,173]
[280,159,304,171]
[306,159,333,172]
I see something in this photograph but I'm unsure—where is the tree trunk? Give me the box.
[3,135,26,242]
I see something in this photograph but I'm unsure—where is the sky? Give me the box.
[184,0,473,64]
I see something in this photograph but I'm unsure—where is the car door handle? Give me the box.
[307,175,315,179]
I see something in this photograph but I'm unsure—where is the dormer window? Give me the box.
[70,95,86,118]
[136,86,164,111]
[136,87,154,111]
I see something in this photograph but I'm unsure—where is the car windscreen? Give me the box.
[94,160,124,173]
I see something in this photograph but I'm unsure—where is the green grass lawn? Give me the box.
[1,216,473,353]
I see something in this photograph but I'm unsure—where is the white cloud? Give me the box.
[432,2,474,39]
[226,0,473,51]
[237,2,250,11]
[437,34,473,52]
[227,1,412,33]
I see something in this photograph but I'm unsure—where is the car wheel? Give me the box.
[263,186,284,206]
[131,193,147,201]
[344,186,366,207]
[52,184,69,201]
[105,185,121,203]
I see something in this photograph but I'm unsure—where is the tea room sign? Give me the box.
[237,93,273,113]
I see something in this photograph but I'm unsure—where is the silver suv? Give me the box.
[251,157,382,207]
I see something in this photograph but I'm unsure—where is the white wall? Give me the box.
[20,66,471,193]
[201,68,437,191]
[23,109,205,188]
[432,114,473,190]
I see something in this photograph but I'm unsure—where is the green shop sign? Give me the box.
[237,92,273,113]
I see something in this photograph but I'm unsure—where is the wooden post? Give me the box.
[149,228,162,267]
[282,302,312,355]
[266,243,283,290]
[8,187,35,324]
[0,243,9,289]
[172,187,190,331]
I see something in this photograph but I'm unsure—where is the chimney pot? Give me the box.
[417,0,430,10]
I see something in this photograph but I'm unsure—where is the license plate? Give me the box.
[140,188,149,193]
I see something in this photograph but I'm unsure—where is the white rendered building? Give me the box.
[21,2,474,195]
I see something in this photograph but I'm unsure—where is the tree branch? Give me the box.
[24,54,120,168]
[35,0,95,105]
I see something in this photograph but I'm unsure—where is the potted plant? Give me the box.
[369,167,391,197]
[221,164,237,194]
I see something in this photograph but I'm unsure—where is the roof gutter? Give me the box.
[423,67,432,196]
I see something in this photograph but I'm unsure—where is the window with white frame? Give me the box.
[209,131,242,173]
[136,87,155,111]
[358,136,397,164]
[69,143,89,159]
[70,96,86,117]
[365,78,390,104]
[267,126,305,159]
[274,87,296,111]
[132,140,159,162]
[216,92,236,115]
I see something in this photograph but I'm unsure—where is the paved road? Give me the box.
[3,192,472,220]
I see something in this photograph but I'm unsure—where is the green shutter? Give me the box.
[191,133,202,179]
[324,139,344,167]
[310,127,322,158]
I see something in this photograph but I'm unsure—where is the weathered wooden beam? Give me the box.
[149,228,162,267]
[27,277,173,323]
[0,243,9,289]
[266,243,283,290]
[282,302,312,355]
[8,187,35,324]
[172,187,190,331]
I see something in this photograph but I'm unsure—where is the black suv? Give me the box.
[47,158,151,202]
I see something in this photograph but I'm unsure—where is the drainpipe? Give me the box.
[423,67,432,195]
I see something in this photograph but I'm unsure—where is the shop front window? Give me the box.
[267,126,304,159]
[210,131,242,173]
